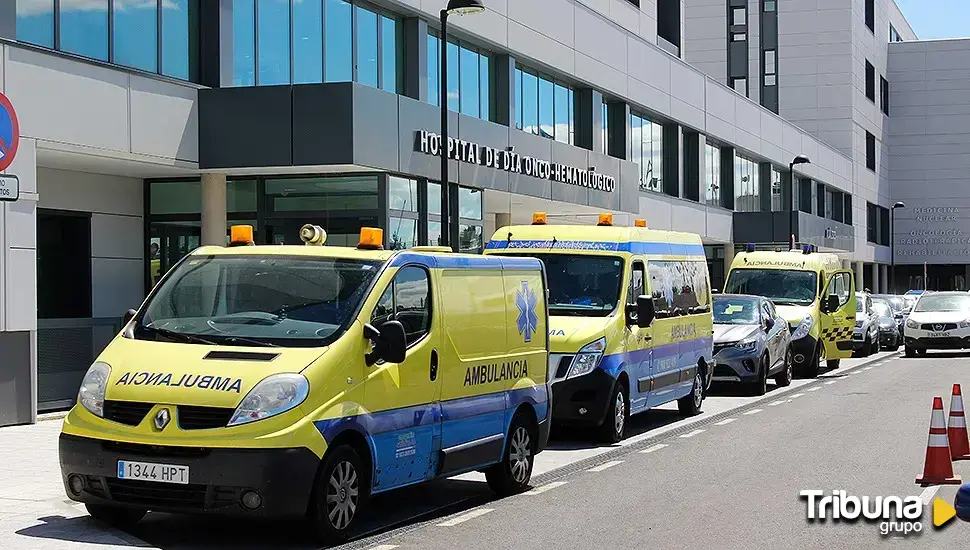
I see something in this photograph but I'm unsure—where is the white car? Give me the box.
[903,292,970,357]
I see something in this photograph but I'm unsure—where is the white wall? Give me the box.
[37,168,144,318]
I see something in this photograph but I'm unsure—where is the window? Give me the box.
[880,207,890,246]
[764,1,776,12]
[628,261,646,307]
[631,113,664,192]
[705,142,721,207]
[866,131,877,171]
[426,182,483,253]
[844,195,853,226]
[867,202,878,243]
[371,266,431,346]
[515,67,573,143]
[865,0,874,32]
[17,1,200,82]
[648,261,710,318]
[764,50,777,87]
[734,154,759,212]
[865,60,876,102]
[429,34,492,121]
[732,33,747,42]
[880,76,890,115]
[731,77,748,97]
[732,7,746,26]
[824,189,834,220]
[770,168,783,211]
[890,24,903,42]
[828,272,852,307]
[601,101,610,154]
[232,0,400,89]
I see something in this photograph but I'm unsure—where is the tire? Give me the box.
[916,348,927,356]
[308,445,367,545]
[747,354,768,396]
[861,334,873,357]
[775,347,793,387]
[485,412,537,496]
[804,343,822,378]
[598,380,628,443]
[678,371,704,416]
[826,359,841,370]
[905,346,916,358]
[85,504,146,529]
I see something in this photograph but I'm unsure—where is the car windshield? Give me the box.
[874,295,905,312]
[872,302,891,317]
[500,253,623,317]
[856,299,865,312]
[723,269,818,306]
[713,298,759,325]
[914,294,970,313]
[135,255,383,347]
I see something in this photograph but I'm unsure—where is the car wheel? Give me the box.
[85,504,146,529]
[826,358,841,370]
[775,347,793,387]
[916,348,927,356]
[485,411,536,496]
[748,354,768,396]
[861,334,872,357]
[802,342,821,378]
[598,380,628,443]
[678,371,704,416]
[309,445,367,545]
[905,346,916,358]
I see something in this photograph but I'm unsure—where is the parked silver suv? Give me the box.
[853,292,880,357]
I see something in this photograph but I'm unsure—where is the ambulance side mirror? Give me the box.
[123,309,137,325]
[364,321,407,366]
[636,295,655,328]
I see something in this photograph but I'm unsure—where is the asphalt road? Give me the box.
[94,348,970,549]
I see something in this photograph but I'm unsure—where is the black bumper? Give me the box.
[906,336,970,350]
[879,330,898,345]
[551,369,617,428]
[59,433,320,518]
[790,336,819,366]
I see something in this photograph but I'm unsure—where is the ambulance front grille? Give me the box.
[104,478,207,510]
[177,405,235,430]
[103,400,153,427]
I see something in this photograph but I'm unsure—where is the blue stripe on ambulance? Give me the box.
[313,386,548,494]
[484,239,706,257]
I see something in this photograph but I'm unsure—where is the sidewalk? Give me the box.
[0,418,155,549]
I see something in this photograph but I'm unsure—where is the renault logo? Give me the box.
[154,408,171,430]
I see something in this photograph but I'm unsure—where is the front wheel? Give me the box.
[486,412,537,496]
[826,359,841,370]
[598,381,628,443]
[905,346,916,358]
[309,446,367,545]
[803,343,821,379]
[678,372,704,416]
[747,354,768,396]
[861,334,873,357]
[775,347,793,387]
[85,504,146,529]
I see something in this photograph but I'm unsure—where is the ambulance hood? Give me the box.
[775,304,814,327]
[547,315,611,353]
[97,336,328,409]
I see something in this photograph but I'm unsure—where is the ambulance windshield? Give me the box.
[134,255,383,347]
[723,269,818,306]
[506,253,623,317]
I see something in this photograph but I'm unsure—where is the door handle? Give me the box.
[430,349,439,382]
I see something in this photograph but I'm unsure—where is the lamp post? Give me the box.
[788,155,811,250]
[891,201,906,293]
[438,0,485,251]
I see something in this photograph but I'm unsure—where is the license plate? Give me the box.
[929,331,951,338]
[117,460,189,484]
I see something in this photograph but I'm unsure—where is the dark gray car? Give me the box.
[712,294,793,396]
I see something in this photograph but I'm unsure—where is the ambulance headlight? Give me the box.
[791,315,814,341]
[567,337,607,379]
[228,374,309,427]
[78,362,111,418]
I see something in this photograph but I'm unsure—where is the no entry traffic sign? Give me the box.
[0,91,20,173]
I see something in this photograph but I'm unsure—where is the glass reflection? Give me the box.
[325,0,353,82]
[388,177,417,212]
[381,16,399,93]
[446,41,459,112]
[161,0,196,81]
[60,0,109,61]
[514,69,523,130]
[705,143,721,207]
[232,0,256,86]
[521,70,538,135]
[459,188,482,220]
[114,0,158,72]
[631,114,663,192]
[257,0,290,85]
[539,77,554,139]
[459,225,483,253]
[479,54,490,120]
[389,218,418,250]
[17,0,55,48]
[554,84,569,143]
[427,221,443,246]
[460,45,480,117]
[356,5,379,88]
[292,0,323,84]
[428,34,440,106]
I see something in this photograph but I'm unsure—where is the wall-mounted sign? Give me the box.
[415,130,616,193]
[0,92,20,173]
[0,175,19,202]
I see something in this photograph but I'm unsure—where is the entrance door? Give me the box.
[150,223,201,287]
[37,210,92,319]
[820,270,855,360]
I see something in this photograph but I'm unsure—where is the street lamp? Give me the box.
[891,201,906,293]
[788,155,811,250]
[439,0,485,251]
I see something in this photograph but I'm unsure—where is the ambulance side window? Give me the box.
[829,272,851,306]
[370,266,431,346]
[627,261,646,322]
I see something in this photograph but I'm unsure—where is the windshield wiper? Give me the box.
[272,300,330,317]
[222,336,280,348]
[140,325,219,346]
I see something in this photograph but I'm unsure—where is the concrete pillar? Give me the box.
[872,263,880,294]
[879,264,888,293]
[201,173,228,246]
[723,243,735,276]
[853,261,864,292]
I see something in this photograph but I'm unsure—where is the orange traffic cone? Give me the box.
[948,384,970,461]
[916,396,962,485]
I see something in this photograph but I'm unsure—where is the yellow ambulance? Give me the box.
[484,214,713,443]
[723,244,856,377]
[58,224,549,543]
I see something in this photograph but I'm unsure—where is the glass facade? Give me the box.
[734,154,760,212]
[770,167,784,211]
[428,34,491,121]
[631,113,663,193]
[232,0,400,90]
[514,67,574,143]
[705,142,721,207]
[426,182,484,254]
[16,0,200,82]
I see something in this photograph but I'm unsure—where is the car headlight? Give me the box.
[567,337,606,379]
[78,362,111,418]
[906,319,919,329]
[228,373,310,427]
[735,339,758,352]
[791,315,814,341]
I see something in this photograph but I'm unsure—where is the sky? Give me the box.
[895,0,970,39]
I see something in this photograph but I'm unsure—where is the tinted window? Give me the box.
[114,0,158,72]
[371,266,431,346]
[649,260,710,316]
[713,297,759,324]
[325,0,353,82]
[16,0,55,48]
[460,44,480,117]
[520,70,538,134]
[232,0,256,86]
[257,0,291,85]
[292,0,324,84]
[161,0,198,81]
[356,5,379,87]
[446,40,459,111]
[61,0,109,61]
[724,269,818,306]
[503,254,623,317]
[381,16,399,93]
